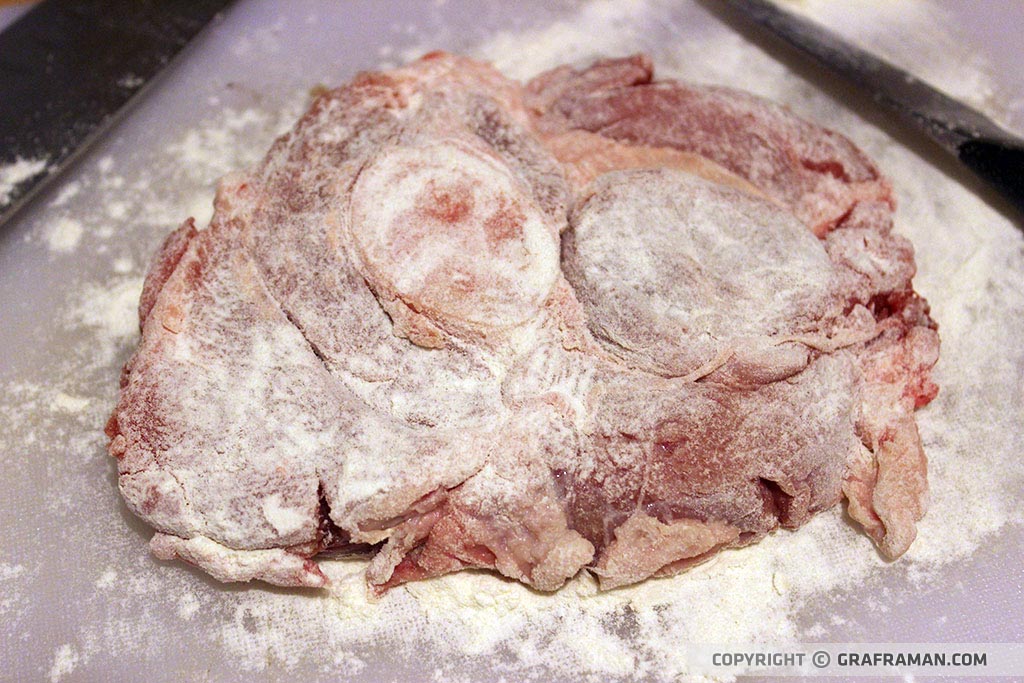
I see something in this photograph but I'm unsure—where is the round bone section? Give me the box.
[563,168,837,377]
[349,137,560,333]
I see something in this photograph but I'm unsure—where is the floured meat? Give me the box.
[106,53,939,592]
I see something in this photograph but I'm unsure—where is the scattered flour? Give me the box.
[70,277,144,341]
[0,1,1021,681]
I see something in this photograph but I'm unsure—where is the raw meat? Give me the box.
[106,53,939,593]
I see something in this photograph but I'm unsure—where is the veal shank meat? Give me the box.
[106,53,939,592]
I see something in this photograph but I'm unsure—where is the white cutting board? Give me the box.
[1,1,1021,681]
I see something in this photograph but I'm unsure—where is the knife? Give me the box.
[723,0,1024,216]
[0,0,236,228]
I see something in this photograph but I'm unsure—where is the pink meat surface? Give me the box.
[107,53,939,593]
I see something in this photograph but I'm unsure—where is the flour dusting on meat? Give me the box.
[107,52,938,593]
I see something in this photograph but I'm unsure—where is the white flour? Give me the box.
[0,563,28,626]
[48,644,79,683]
[43,216,84,253]
[1,1,1022,681]
[0,156,48,205]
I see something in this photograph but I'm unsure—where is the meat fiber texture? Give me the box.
[106,53,939,593]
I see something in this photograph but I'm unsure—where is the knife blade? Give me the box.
[0,0,236,228]
[723,0,1024,216]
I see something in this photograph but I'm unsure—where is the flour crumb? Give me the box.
[0,564,25,581]
[113,257,135,274]
[334,653,366,673]
[48,645,79,683]
[50,180,81,208]
[118,73,145,89]
[51,392,90,413]
[106,200,128,221]
[177,592,201,620]
[44,217,84,253]
[95,568,118,589]
[186,193,215,228]
[99,174,125,191]
[0,156,48,205]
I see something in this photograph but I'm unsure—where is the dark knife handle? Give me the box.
[957,137,1024,215]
